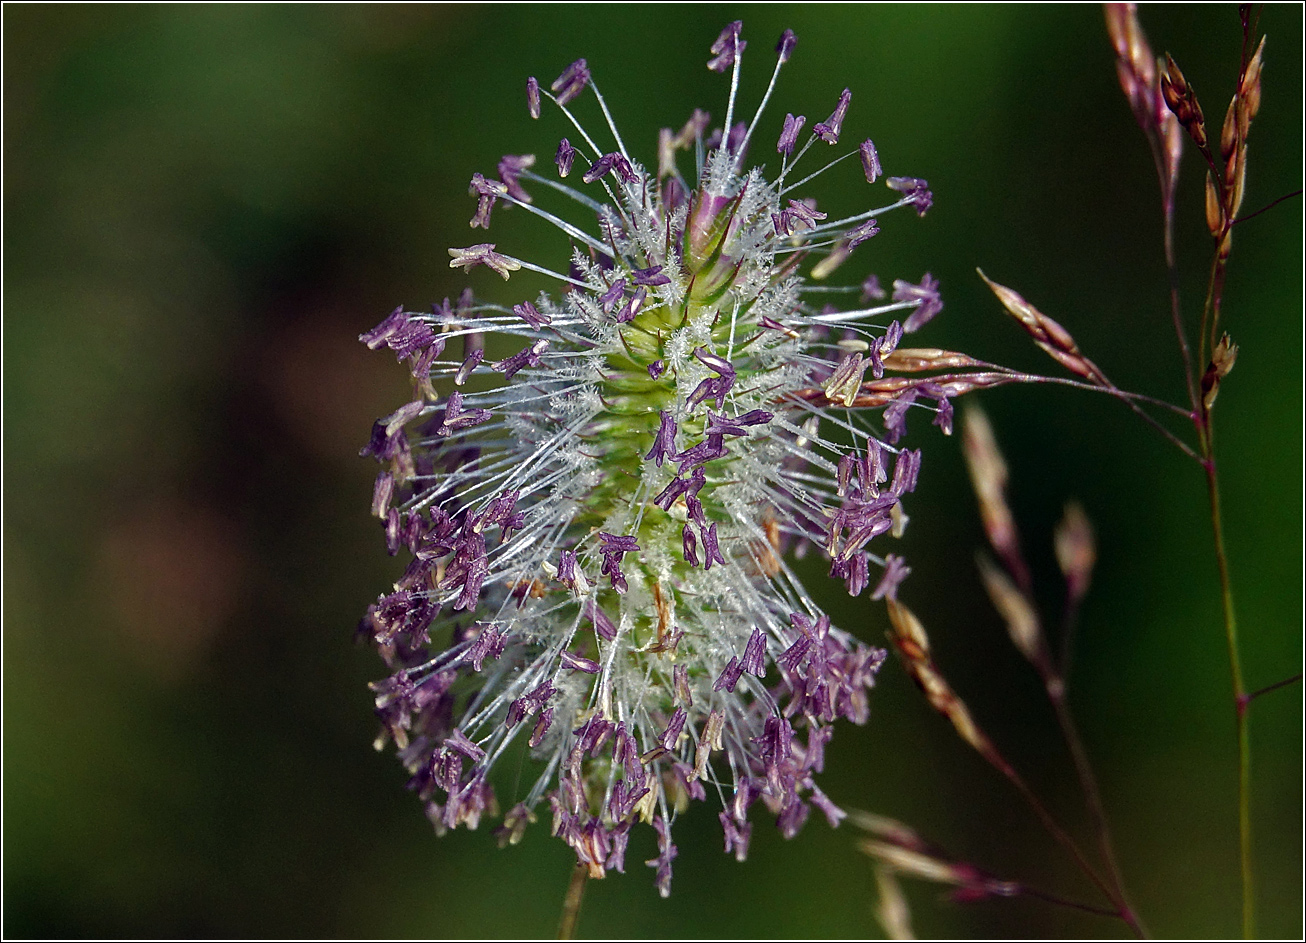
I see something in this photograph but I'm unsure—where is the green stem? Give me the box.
[1203,447,1252,938]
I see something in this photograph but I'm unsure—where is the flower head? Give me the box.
[359,22,948,895]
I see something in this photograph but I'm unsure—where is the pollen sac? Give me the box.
[360,18,945,896]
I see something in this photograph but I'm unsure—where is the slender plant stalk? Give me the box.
[1202,441,1252,939]
[1245,672,1303,703]
[557,864,589,940]
[1045,686,1147,937]
[989,744,1145,937]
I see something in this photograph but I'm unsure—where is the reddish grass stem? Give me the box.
[557,863,589,940]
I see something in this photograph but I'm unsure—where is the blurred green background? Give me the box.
[4,4,1300,938]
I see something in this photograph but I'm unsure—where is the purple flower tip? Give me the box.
[892,273,943,333]
[526,77,541,119]
[886,176,933,217]
[776,29,797,64]
[707,21,745,73]
[777,113,806,156]
[551,58,591,106]
[859,139,882,183]
[555,138,576,178]
[813,88,851,144]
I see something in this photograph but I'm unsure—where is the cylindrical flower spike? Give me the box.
[359,21,949,895]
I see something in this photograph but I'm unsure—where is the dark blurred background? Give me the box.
[4,4,1300,938]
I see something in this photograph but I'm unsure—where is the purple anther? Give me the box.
[893,272,943,332]
[371,471,394,519]
[741,627,767,677]
[890,448,922,495]
[673,434,727,470]
[871,553,911,601]
[611,154,637,184]
[632,265,671,287]
[561,650,601,674]
[647,359,666,378]
[706,408,772,437]
[720,811,753,863]
[672,108,712,149]
[867,319,903,380]
[454,347,483,385]
[785,198,827,231]
[556,549,580,586]
[448,243,520,279]
[701,521,727,570]
[513,300,551,329]
[574,712,612,755]
[847,218,880,248]
[598,532,639,594]
[681,524,699,566]
[692,346,736,379]
[813,90,855,149]
[492,338,549,381]
[529,708,554,747]
[776,29,797,64]
[658,707,688,751]
[614,286,647,323]
[469,173,506,229]
[554,138,576,178]
[550,58,591,106]
[526,76,541,118]
[662,177,687,214]
[645,411,678,466]
[844,551,870,596]
[886,175,934,217]
[725,121,747,156]
[707,21,745,73]
[861,273,886,301]
[435,390,492,437]
[582,153,616,185]
[776,113,806,156]
[384,508,401,555]
[777,634,812,672]
[360,419,404,463]
[498,153,535,203]
[410,339,443,381]
[836,454,857,497]
[932,394,954,435]
[612,722,643,780]
[473,489,520,533]
[598,278,627,314]
[599,533,640,553]
[359,306,437,361]
[859,139,882,183]
[608,780,649,821]
[809,784,847,828]
[359,305,406,349]
[445,728,487,761]
[713,656,744,693]
[813,88,852,144]
[777,799,810,840]
[466,625,507,671]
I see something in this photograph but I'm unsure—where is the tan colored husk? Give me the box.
[1054,501,1097,603]
[977,553,1045,668]
[881,347,984,372]
[978,270,1109,385]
